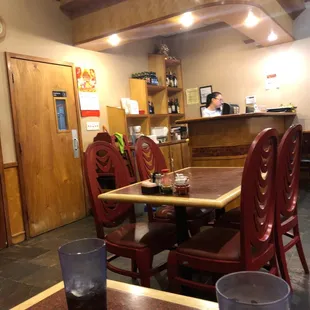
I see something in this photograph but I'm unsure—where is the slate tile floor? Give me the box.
[0,182,310,309]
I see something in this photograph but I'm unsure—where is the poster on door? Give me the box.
[76,67,100,117]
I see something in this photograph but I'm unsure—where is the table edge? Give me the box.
[11,280,218,310]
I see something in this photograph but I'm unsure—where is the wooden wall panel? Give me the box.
[4,166,25,244]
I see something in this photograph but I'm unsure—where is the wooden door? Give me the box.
[8,55,86,237]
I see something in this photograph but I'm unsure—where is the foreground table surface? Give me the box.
[99,167,242,208]
[12,280,218,310]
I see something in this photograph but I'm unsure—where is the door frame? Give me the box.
[6,52,86,239]
[0,137,12,247]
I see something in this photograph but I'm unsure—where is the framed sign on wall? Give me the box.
[199,85,213,105]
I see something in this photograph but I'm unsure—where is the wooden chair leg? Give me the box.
[131,259,137,280]
[294,226,309,274]
[167,250,181,294]
[136,250,152,288]
[94,218,105,239]
[146,204,154,223]
[276,234,292,289]
[269,255,279,277]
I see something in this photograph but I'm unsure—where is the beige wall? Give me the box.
[0,0,155,163]
[165,9,310,130]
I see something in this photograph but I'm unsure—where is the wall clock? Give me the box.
[0,17,6,40]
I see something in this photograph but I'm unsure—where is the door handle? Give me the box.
[73,138,79,150]
[71,130,80,158]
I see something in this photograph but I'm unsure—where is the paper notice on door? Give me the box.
[76,67,100,117]
[186,88,200,105]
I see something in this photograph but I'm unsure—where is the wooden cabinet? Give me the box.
[158,141,189,172]
[181,142,190,168]
[169,143,183,171]
[107,54,186,142]
[159,145,171,170]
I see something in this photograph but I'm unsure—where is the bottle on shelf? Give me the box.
[166,72,170,87]
[171,98,176,114]
[173,73,178,88]
[148,101,155,114]
[175,98,180,113]
[168,99,172,114]
[169,71,174,88]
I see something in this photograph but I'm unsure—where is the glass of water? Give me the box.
[216,271,291,310]
[58,238,107,310]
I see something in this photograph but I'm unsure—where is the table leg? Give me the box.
[174,206,189,244]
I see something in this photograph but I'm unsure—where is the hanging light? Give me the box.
[107,34,121,46]
[180,12,194,28]
[268,30,278,42]
[244,11,260,28]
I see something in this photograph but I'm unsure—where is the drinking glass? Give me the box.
[216,271,291,310]
[58,238,107,310]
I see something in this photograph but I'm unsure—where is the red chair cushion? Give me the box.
[177,227,240,261]
[106,222,176,254]
[155,206,214,220]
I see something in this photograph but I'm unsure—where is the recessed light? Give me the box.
[107,34,121,46]
[180,12,194,28]
[268,31,278,42]
[244,11,260,28]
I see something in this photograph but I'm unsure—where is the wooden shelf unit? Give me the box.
[107,54,185,142]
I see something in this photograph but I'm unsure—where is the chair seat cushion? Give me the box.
[177,227,240,261]
[155,205,214,221]
[106,222,176,254]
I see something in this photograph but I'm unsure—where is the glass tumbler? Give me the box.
[58,238,107,310]
[216,271,291,310]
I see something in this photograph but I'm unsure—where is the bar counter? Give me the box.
[176,112,296,167]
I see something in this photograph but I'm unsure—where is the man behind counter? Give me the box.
[201,92,223,117]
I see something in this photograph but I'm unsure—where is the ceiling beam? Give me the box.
[276,0,305,19]
[71,0,294,47]
[60,0,127,19]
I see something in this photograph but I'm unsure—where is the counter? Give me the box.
[176,112,296,167]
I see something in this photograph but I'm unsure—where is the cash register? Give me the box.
[222,103,240,115]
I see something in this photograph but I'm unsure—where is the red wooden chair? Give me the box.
[135,136,214,235]
[275,124,309,289]
[168,128,279,293]
[84,141,177,287]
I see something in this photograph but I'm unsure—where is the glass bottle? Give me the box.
[175,98,180,113]
[168,99,172,114]
[173,73,178,88]
[171,98,176,114]
[169,71,174,88]
[166,72,170,87]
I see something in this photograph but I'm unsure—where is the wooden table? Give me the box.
[12,280,218,310]
[99,167,242,243]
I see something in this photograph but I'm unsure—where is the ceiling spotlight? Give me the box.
[268,31,278,42]
[107,34,121,46]
[180,12,194,28]
[244,11,260,28]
